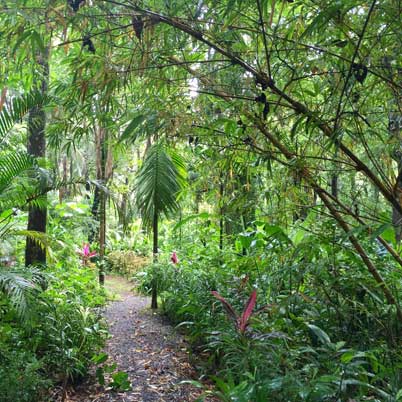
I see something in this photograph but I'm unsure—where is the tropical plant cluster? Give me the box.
[0,98,108,399]
[136,218,402,401]
[0,260,107,401]
[0,0,401,401]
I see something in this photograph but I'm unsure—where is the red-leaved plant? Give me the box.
[77,243,97,266]
[211,289,257,334]
[170,251,178,264]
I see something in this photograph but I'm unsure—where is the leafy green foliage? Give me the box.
[92,353,131,391]
[0,258,107,401]
[106,250,150,276]
[34,296,106,382]
[0,349,50,402]
[136,144,186,228]
[0,90,47,145]
[0,266,43,320]
[110,371,131,391]
[0,153,47,212]
[1,0,402,400]
[136,216,402,401]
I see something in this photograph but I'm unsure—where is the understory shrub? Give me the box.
[0,262,107,401]
[33,292,107,383]
[0,348,49,402]
[106,250,150,276]
[136,225,402,402]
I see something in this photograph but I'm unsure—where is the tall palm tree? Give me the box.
[136,143,186,308]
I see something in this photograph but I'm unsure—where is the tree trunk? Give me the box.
[219,178,224,251]
[25,48,48,267]
[89,186,100,243]
[59,155,68,203]
[392,160,402,243]
[118,178,129,233]
[99,188,106,285]
[331,173,338,198]
[390,112,402,242]
[95,126,108,285]
[151,210,158,309]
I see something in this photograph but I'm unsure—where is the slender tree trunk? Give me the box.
[292,173,301,222]
[25,48,49,267]
[95,126,108,285]
[195,190,201,214]
[390,111,402,243]
[99,188,106,285]
[89,186,100,243]
[392,162,402,243]
[331,148,339,198]
[118,178,129,233]
[219,178,224,251]
[59,155,68,203]
[0,87,7,112]
[151,210,158,309]
[331,173,338,198]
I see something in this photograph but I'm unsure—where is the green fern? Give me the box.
[0,90,51,210]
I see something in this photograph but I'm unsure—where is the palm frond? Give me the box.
[0,90,48,147]
[0,152,36,193]
[136,144,186,227]
[0,152,47,212]
[12,229,52,256]
[0,267,43,321]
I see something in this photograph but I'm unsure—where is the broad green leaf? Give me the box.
[91,352,108,364]
[307,324,331,345]
[119,115,145,143]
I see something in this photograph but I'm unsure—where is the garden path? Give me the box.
[64,275,213,402]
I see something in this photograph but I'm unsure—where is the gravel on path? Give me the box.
[63,275,215,402]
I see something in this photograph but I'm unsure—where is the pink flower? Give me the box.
[78,243,97,265]
[170,251,178,264]
[83,243,90,257]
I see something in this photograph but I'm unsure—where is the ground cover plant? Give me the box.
[0,0,401,401]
